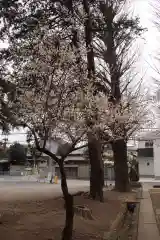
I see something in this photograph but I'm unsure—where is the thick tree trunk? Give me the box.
[88,132,104,202]
[129,160,139,182]
[82,0,104,201]
[62,194,74,240]
[59,162,74,240]
[112,139,130,192]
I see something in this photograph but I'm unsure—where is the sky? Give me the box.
[0,128,27,145]
[0,0,159,145]
[132,0,159,88]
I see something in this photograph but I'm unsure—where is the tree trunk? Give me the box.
[59,162,74,240]
[82,0,104,202]
[62,194,74,240]
[129,160,139,182]
[88,132,104,202]
[112,139,130,192]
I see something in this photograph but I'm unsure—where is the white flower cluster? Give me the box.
[10,25,150,146]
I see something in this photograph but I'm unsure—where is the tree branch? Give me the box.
[23,123,60,163]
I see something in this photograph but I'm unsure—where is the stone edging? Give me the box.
[103,187,142,240]
[103,203,127,240]
[149,190,160,236]
[131,187,142,240]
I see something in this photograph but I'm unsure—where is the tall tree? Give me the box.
[151,0,160,84]
[0,0,147,195]
[0,0,106,201]
[91,0,145,191]
[0,49,16,130]
[0,0,21,130]
[82,0,104,201]
[10,29,118,239]
[12,35,88,240]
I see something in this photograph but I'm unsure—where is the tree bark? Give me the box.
[112,139,130,192]
[129,159,139,182]
[83,0,95,78]
[88,132,104,202]
[82,0,104,202]
[59,162,74,240]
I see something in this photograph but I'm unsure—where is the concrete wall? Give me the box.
[55,165,78,179]
[10,165,26,176]
[138,157,154,177]
[153,139,160,178]
[65,155,86,161]
[9,164,116,180]
[78,165,90,179]
[138,141,146,149]
[78,165,115,180]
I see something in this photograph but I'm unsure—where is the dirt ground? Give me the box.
[0,190,136,240]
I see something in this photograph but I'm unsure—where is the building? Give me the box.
[46,139,138,180]
[137,130,160,179]
[2,137,138,179]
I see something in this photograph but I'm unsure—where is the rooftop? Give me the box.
[137,130,160,140]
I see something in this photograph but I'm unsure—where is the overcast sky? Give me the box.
[0,0,159,144]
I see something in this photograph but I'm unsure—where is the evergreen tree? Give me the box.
[9,142,26,164]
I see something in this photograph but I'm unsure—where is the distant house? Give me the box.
[137,130,160,179]
[45,138,138,180]
[44,138,88,179]
[3,137,139,179]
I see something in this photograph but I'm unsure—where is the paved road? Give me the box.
[0,176,160,202]
[0,176,116,202]
[0,177,90,201]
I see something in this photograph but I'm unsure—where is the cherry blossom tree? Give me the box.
[1,13,150,235]
[10,29,122,239]
[10,33,86,240]
[1,0,151,201]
